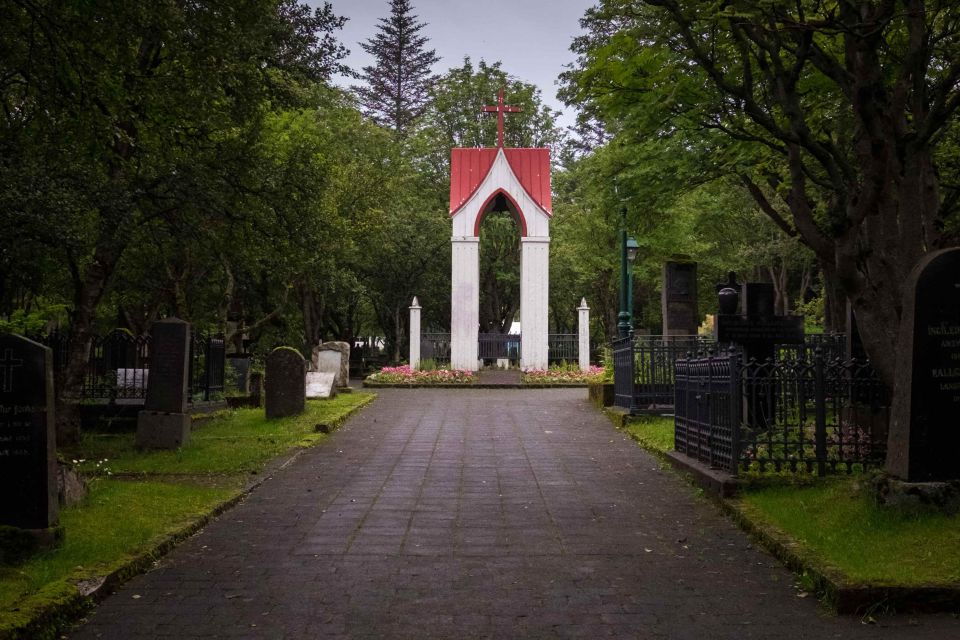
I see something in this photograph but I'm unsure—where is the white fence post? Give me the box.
[578,297,590,372]
[409,297,422,371]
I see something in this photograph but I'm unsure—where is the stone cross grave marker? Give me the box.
[0,333,58,530]
[135,318,192,450]
[888,248,960,482]
[266,347,306,418]
[715,280,804,364]
[714,277,804,431]
[312,341,350,388]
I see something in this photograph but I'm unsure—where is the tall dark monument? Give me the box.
[0,333,58,530]
[887,248,960,482]
[662,260,699,336]
[136,318,192,450]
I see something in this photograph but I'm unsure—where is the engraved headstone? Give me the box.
[0,333,58,530]
[135,318,192,449]
[266,347,306,418]
[305,372,337,399]
[312,341,350,387]
[888,248,960,482]
[662,260,699,336]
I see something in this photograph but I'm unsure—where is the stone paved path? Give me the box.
[72,389,959,639]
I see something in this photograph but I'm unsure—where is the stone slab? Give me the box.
[312,341,350,387]
[305,371,337,399]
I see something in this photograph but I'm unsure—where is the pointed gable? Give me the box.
[449,147,552,217]
[449,148,498,214]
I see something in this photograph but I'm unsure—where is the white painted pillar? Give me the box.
[520,236,550,370]
[450,237,480,371]
[578,298,590,372]
[409,296,421,371]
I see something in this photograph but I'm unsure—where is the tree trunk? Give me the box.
[56,243,122,444]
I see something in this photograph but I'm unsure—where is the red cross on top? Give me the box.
[483,89,522,148]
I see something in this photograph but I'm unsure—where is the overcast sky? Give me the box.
[316,0,596,129]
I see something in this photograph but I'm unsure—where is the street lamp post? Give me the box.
[617,206,640,339]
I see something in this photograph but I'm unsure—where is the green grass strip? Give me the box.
[67,394,375,475]
[622,415,675,455]
[0,479,239,634]
[739,478,960,586]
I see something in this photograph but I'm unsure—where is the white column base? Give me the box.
[577,298,590,372]
[520,237,550,370]
[451,237,480,371]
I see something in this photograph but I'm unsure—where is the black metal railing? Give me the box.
[421,332,451,366]
[674,349,887,476]
[547,333,578,364]
[189,333,225,402]
[613,335,714,413]
[478,333,521,362]
[38,328,225,404]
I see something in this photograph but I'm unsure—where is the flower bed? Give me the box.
[522,366,605,385]
[365,365,474,385]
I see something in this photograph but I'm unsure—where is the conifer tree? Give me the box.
[354,0,440,134]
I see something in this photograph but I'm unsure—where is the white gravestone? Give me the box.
[311,342,350,387]
[305,372,337,399]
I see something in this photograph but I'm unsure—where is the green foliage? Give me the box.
[0,305,68,335]
[354,0,440,134]
[479,212,521,333]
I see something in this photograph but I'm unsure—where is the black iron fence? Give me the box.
[421,332,451,366]
[189,333,225,402]
[547,333,578,364]
[38,329,225,404]
[478,333,521,362]
[674,349,887,475]
[613,335,714,413]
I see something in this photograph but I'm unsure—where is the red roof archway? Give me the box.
[473,189,528,237]
[449,148,552,216]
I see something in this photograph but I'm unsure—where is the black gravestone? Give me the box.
[715,276,803,364]
[0,334,58,530]
[888,248,960,482]
[145,318,190,413]
[662,260,699,335]
[266,347,306,418]
[227,355,251,394]
[136,318,191,449]
[249,372,263,408]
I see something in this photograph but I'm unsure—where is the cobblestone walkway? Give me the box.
[72,389,959,639]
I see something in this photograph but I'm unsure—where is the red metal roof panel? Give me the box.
[449,148,498,214]
[504,148,552,215]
